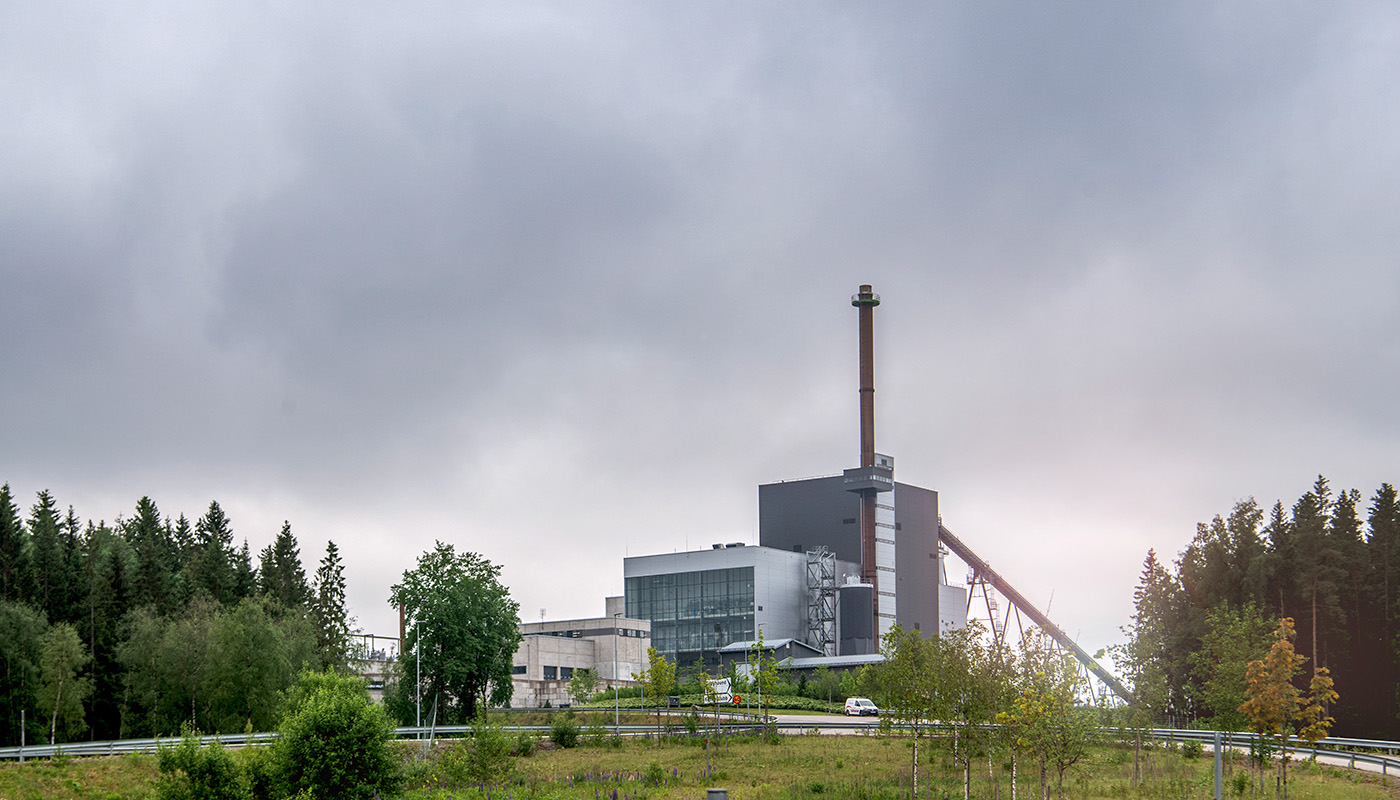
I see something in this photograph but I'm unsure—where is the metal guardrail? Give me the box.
[0,712,769,761]
[0,732,280,761]
[1142,727,1400,777]
[4,719,1398,778]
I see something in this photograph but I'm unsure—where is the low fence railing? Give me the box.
[3,716,1398,778]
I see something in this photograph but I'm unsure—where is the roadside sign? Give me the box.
[703,678,733,704]
[732,695,742,705]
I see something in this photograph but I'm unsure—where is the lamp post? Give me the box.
[613,612,622,732]
[415,616,421,736]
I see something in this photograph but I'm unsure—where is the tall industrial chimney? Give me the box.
[844,284,890,639]
[854,284,878,470]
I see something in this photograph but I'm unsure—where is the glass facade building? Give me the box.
[625,566,754,665]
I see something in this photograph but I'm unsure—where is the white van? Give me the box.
[844,697,880,716]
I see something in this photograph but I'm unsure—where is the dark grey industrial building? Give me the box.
[758,467,949,641]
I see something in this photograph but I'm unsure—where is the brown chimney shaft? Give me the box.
[851,284,881,630]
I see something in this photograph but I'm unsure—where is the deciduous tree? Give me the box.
[1240,617,1306,799]
[568,667,599,704]
[205,598,296,733]
[0,600,45,746]
[389,542,521,721]
[38,622,90,743]
[1190,603,1273,730]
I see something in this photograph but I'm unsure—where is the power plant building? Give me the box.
[621,285,966,667]
[622,461,966,666]
[623,543,861,667]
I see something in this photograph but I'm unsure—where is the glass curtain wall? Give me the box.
[625,566,754,666]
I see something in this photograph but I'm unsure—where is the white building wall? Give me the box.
[510,616,650,708]
[939,583,968,632]
[874,497,897,643]
[752,548,807,643]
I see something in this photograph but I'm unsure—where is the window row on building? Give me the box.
[625,567,755,622]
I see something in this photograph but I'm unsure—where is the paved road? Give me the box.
[773,713,881,730]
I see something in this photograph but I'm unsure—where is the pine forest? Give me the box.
[1120,475,1400,738]
[0,484,353,747]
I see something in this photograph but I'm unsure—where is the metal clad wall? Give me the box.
[839,583,876,655]
[874,496,897,642]
[757,476,861,563]
[894,482,942,636]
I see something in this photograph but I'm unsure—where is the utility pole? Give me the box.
[614,612,621,732]
[415,616,421,736]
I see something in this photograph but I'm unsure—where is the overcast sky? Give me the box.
[4,3,1398,668]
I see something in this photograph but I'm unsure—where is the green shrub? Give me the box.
[273,670,399,799]
[462,714,515,784]
[584,720,611,748]
[514,729,538,757]
[551,714,580,748]
[155,733,249,800]
[236,746,277,800]
[1181,739,1203,759]
[1231,770,1249,796]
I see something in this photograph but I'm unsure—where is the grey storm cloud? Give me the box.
[3,2,1399,653]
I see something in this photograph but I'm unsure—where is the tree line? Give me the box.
[0,483,354,745]
[867,623,1093,800]
[1116,475,1399,738]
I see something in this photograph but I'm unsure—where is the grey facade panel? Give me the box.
[759,475,945,639]
[839,584,875,655]
[757,476,861,565]
[893,482,940,637]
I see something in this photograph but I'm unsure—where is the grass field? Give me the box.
[2,731,1395,800]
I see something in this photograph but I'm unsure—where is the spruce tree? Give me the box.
[1365,484,1400,732]
[234,540,257,600]
[170,514,195,565]
[194,501,237,605]
[27,490,66,621]
[1330,488,1366,668]
[1228,498,1270,607]
[1291,476,1345,668]
[260,521,309,609]
[59,507,87,626]
[85,526,129,740]
[311,541,353,671]
[1263,501,1294,616]
[0,484,29,603]
[128,497,172,612]
[1369,484,1400,630]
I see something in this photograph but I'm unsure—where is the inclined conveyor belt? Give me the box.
[938,523,1134,704]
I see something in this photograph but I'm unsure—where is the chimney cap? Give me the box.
[852,285,881,307]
